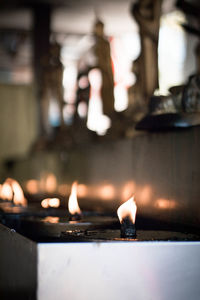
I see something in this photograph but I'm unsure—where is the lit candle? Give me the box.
[68,181,82,221]
[117,196,137,238]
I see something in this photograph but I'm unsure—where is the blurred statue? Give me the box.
[169,85,185,112]
[195,42,200,74]
[182,74,200,112]
[177,0,200,75]
[128,56,148,121]
[135,0,200,131]
[74,67,91,125]
[131,0,162,102]
[148,95,177,115]
[41,40,65,135]
[148,74,200,116]
[172,1,200,112]
[92,19,115,119]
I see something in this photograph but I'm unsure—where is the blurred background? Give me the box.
[0,0,200,225]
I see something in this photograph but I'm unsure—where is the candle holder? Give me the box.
[69,212,82,221]
[0,201,66,232]
[13,211,200,243]
[57,213,200,242]
[61,226,200,242]
[120,216,136,238]
[19,212,119,240]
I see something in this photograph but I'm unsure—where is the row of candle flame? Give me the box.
[24,173,178,211]
[0,178,137,225]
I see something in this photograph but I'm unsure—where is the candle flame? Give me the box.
[117,196,137,224]
[41,198,60,208]
[1,178,27,206]
[7,178,27,206]
[68,181,81,215]
[49,198,60,208]
[0,181,13,201]
[41,198,49,208]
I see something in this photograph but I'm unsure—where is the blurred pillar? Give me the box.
[32,4,52,136]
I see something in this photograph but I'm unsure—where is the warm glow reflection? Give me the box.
[117,196,137,224]
[25,179,39,194]
[41,198,60,208]
[139,185,152,205]
[122,181,136,201]
[45,173,57,193]
[39,173,57,193]
[68,181,81,215]
[155,198,177,210]
[58,184,70,196]
[0,182,13,201]
[77,184,88,198]
[7,178,27,206]
[43,216,59,223]
[98,184,115,200]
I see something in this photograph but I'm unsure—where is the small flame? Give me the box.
[49,198,60,208]
[41,198,49,208]
[6,178,27,207]
[41,198,60,208]
[1,178,27,206]
[0,181,13,201]
[68,181,81,215]
[117,196,137,224]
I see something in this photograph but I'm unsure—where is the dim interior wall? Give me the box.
[84,128,200,226]
[11,126,200,227]
[0,83,38,162]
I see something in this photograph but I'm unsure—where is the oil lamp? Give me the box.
[41,198,60,209]
[19,181,118,239]
[0,178,55,231]
[0,178,28,218]
[2,178,197,243]
[62,194,200,242]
